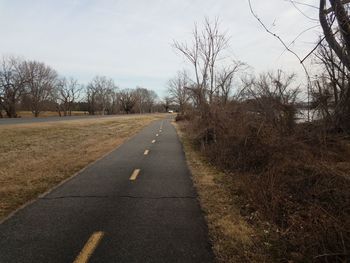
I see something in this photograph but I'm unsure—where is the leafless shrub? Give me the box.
[178,69,349,261]
[241,70,300,135]
[185,99,350,261]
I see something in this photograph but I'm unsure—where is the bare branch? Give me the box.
[285,0,319,21]
[248,0,312,120]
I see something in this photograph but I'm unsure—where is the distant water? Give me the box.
[296,109,324,123]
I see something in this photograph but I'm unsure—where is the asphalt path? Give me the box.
[0,117,214,262]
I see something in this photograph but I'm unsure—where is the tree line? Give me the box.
[167,14,350,134]
[168,7,350,261]
[0,56,162,118]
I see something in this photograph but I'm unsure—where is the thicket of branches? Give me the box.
[171,10,349,262]
[0,56,162,118]
[309,0,350,133]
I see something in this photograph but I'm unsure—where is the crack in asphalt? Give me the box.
[40,195,197,200]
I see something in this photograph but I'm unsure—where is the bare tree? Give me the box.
[86,76,115,115]
[119,89,136,114]
[86,84,98,115]
[25,61,58,117]
[56,77,82,116]
[97,77,115,115]
[242,70,300,134]
[134,87,158,113]
[0,56,28,118]
[315,42,345,107]
[144,89,158,113]
[168,70,191,115]
[162,96,172,112]
[215,61,247,104]
[173,18,229,109]
[318,1,350,131]
[310,73,334,121]
[0,102,3,118]
[134,87,149,114]
[319,0,350,70]
[106,88,120,115]
[248,0,350,131]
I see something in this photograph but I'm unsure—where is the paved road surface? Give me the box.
[0,118,214,263]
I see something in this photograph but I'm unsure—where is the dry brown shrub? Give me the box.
[185,102,350,262]
[175,112,193,122]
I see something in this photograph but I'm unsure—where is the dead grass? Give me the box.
[173,121,270,263]
[0,114,164,220]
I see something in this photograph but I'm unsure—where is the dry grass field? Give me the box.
[0,114,164,220]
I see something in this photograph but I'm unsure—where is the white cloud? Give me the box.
[0,0,321,97]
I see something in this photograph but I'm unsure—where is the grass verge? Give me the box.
[173,121,269,262]
[0,114,163,220]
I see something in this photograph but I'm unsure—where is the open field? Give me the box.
[0,114,164,220]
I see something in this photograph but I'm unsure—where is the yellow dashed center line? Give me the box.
[152,139,156,143]
[73,231,104,263]
[144,150,149,155]
[129,169,141,181]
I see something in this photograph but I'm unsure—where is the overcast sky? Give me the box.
[0,0,321,97]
